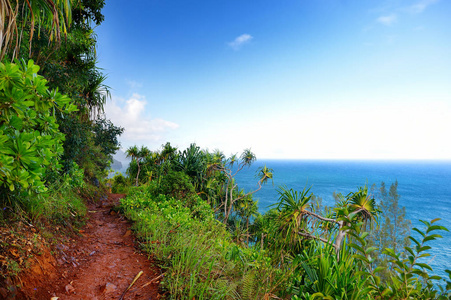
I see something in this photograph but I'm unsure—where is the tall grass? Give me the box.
[121,186,291,299]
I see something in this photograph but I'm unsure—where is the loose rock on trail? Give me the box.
[21,193,162,299]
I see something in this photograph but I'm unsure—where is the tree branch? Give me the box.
[298,232,337,250]
[305,211,340,224]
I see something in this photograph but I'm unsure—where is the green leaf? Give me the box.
[430,218,441,224]
[427,225,449,233]
[417,245,432,252]
[0,61,68,195]
[366,246,378,254]
[349,243,364,253]
[383,247,398,258]
[9,116,23,130]
[423,234,442,243]
[415,263,433,271]
[420,220,430,227]
[411,269,427,276]
[381,288,392,296]
[409,236,421,247]
[418,253,431,258]
[412,227,425,237]
[394,260,406,271]
[354,254,370,264]
[405,247,415,257]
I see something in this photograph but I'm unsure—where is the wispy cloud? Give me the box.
[126,79,143,89]
[105,93,179,145]
[408,0,440,14]
[228,34,253,50]
[377,14,397,26]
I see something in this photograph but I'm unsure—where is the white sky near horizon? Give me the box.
[97,0,451,160]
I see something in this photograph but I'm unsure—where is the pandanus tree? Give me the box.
[173,143,206,190]
[159,142,178,164]
[272,185,378,258]
[1,0,72,60]
[273,186,313,256]
[212,149,273,224]
[126,145,150,186]
[234,193,260,244]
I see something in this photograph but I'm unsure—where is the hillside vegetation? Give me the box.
[1,1,450,299]
[0,0,123,294]
[111,143,451,299]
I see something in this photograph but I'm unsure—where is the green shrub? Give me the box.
[121,187,291,299]
[0,59,76,197]
[17,183,87,226]
[156,170,197,201]
[111,172,129,193]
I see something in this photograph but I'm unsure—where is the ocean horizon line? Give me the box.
[255,158,451,163]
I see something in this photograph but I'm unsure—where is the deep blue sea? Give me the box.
[235,160,451,279]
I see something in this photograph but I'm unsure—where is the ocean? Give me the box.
[235,160,451,279]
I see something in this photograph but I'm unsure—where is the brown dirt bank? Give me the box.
[15,193,163,300]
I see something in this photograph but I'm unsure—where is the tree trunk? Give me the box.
[135,163,141,186]
[246,217,250,244]
[334,221,349,260]
[223,183,228,224]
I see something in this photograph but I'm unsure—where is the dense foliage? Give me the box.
[2,1,449,298]
[0,60,76,195]
[121,185,292,299]
[2,0,121,180]
[118,142,451,299]
[1,0,123,291]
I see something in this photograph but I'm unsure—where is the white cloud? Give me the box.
[228,34,253,50]
[408,0,439,14]
[377,14,397,26]
[125,79,143,89]
[105,93,179,147]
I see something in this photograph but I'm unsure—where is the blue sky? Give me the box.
[97,0,451,159]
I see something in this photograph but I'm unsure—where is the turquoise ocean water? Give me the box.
[235,160,451,278]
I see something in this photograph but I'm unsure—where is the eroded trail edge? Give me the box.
[27,193,162,300]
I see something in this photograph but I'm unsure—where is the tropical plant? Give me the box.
[293,243,372,300]
[0,0,72,60]
[92,117,124,169]
[382,218,449,299]
[156,170,197,205]
[214,150,272,224]
[159,142,178,164]
[0,59,76,197]
[234,193,259,244]
[173,143,207,189]
[265,186,378,261]
[121,186,292,299]
[126,145,150,186]
[272,186,313,256]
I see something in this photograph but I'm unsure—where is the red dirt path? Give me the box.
[21,193,162,299]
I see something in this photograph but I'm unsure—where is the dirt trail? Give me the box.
[23,193,162,300]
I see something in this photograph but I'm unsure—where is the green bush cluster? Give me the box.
[0,60,77,195]
[110,172,130,194]
[121,186,290,299]
[0,60,90,228]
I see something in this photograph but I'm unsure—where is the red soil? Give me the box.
[19,193,163,300]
